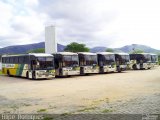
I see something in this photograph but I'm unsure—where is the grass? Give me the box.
[77,106,97,112]
[37,109,47,113]
[60,112,72,116]
[102,109,113,113]
[10,105,19,110]
[43,116,54,120]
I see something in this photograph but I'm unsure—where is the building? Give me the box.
[45,25,57,54]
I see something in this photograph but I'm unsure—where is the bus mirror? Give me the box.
[37,62,40,66]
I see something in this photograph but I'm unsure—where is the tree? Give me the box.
[27,48,45,53]
[64,42,90,52]
[130,49,144,54]
[106,48,114,52]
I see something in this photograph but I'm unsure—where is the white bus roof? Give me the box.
[97,52,115,55]
[29,53,53,57]
[115,53,129,55]
[130,53,152,55]
[2,53,53,57]
[77,52,97,55]
[150,53,158,55]
[54,52,78,55]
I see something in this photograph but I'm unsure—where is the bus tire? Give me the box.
[117,66,121,73]
[7,70,11,77]
[80,67,85,75]
[132,64,137,70]
[32,71,36,80]
[26,71,29,79]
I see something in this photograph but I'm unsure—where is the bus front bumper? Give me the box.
[83,66,99,74]
[62,70,80,76]
[103,66,116,72]
[33,70,55,79]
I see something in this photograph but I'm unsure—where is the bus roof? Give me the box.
[2,53,53,57]
[130,53,152,55]
[150,53,158,55]
[96,52,115,55]
[77,52,97,55]
[54,52,78,55]
[115,53,129,55]
[29,53,53,57]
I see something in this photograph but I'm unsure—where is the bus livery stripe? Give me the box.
[16,64,24,76]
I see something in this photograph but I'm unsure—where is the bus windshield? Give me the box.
[85,55,97,66]
[141,55,151,62]
[116,55,130,65]
[34,57,54,70]
[151,55,158,62]
[121,55,130,62]
[63,55,79,67]
[105,55,115,62]
[130,54,151,63]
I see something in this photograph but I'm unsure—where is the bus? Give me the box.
[129,53,152,70]
[78,52,99,75]
[97,52,116,73]
[2,53,55,79]
[115,53,130,72]
[0,55,2,70]
[150,54,158,67]
[53,52,80,76]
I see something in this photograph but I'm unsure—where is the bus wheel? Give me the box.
[26,72,29,79]
[117,67,121,73]
[132,64,137,70]
[7,70,11,77]
[32,71,36,80]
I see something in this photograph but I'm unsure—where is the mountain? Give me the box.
[0,42,66,54]
[90,47,107,53]
[90,44,160,53]
[116,44,160,53]
[0,43,159,54]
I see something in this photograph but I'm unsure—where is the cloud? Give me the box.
[37,0,118,47]
[0,0,160,50]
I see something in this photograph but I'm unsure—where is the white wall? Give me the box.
[45,26,57,54]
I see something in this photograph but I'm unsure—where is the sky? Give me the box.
[0,0,160,49]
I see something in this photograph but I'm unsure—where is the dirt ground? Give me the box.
[0,67,160,114]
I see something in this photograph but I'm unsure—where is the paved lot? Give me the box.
[0,67,160,114]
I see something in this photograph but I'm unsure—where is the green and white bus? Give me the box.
[78,52,99,75]
[129,53,152,70]
[2,53,55,79]
[53,52,80,77]
[97,52,116,73]
[115,53,130,72]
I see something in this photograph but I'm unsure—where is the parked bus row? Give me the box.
[1,52,158,79]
